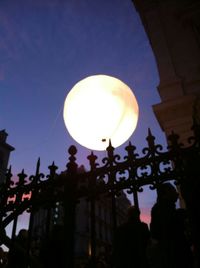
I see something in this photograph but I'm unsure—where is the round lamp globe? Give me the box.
[63,75,139,151]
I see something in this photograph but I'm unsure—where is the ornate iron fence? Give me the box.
[0,123,200,267]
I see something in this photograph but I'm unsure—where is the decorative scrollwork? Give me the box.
[0,125,200,236]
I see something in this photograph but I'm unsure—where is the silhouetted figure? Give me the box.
[113,205,150,268]
[7,229,28,268]
[149,183,193,268]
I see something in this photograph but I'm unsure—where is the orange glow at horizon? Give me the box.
[140,212,151,226]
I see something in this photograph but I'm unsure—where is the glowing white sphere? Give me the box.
[63,75,139,150]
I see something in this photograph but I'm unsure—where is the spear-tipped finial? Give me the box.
[148,128,153,137]
[36,157,41,175]
[146,128,155,147]
[106,139,114,151]
[48,161,58,176]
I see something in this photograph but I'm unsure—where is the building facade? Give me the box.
[31,172,131,266]
[74,191,130,262]
[0,130,14,184]
[133,0,200,144]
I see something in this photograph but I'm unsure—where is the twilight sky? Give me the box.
[0,0,168,225]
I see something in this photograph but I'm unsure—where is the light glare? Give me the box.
[63,75,139,150]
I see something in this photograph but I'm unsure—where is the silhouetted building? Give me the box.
[31,183,131,265]
[74,191,131,261]
[0,130,15,183]
[133,0,200,144]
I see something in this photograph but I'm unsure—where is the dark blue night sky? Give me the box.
[0,0,167,225]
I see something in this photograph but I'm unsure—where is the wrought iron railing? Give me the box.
[0,124,200,267]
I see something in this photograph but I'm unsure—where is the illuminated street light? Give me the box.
[63,75,139,150]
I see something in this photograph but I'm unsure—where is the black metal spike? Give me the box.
[146,128,155,148]
[36,158,41,175]
[48,161,58,176]
[125,141,137,160]
[106,139,114,159]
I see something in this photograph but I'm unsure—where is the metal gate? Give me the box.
[0,122,200,267]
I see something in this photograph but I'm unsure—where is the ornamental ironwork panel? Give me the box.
[0,124,200,267]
